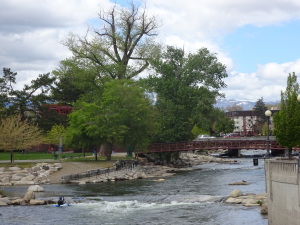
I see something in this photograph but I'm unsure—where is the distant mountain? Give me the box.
[215,98,280,110]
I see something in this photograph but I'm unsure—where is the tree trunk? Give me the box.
[10,151,14,163]
[288,147,292,160]
[100,143,113,161]
[285,147,292,160]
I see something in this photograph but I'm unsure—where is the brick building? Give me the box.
[226,110,279,136]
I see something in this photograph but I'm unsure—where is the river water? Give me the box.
[1,158,268,225]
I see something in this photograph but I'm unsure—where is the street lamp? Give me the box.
[265,110,272,158]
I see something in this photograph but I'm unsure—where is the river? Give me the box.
[1,158,268,225]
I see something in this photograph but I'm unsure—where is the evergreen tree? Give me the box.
[253,97,268,134]
[273,72,300,159]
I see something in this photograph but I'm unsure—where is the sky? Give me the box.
[1,0,300,102]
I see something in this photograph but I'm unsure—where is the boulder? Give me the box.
[11,199,25,205]
[0,200,8,205]
[9,167,21,171]
[154,178,165,182]
[225,197,243,204]
[32,166,41,172]
[228,181,249,185]
[22,174,36,181]
[14,180,35,185]
[28,185,45,192]
[1,177,10,183]
[53,163,62,169]
[29,199,46,205]
[23,190,35,202]
[0,197,12,205]
[10,174,23,181]
[42,165,50,170]
[229,189,243,197]
[133,172,148,179]
[261,203,268,214]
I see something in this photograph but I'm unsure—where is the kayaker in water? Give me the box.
[57,196,66,206]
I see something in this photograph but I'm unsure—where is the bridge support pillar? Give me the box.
[238,149,241,158]
[227,149,239,157]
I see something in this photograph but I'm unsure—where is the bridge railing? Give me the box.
[147,138,300,153]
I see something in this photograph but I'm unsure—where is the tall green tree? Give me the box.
[66,79,160,160]
[273,72,300,159]
[253,97,268,134]
[144,46,228,142]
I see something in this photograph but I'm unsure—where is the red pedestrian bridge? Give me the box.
[147,137,300,154]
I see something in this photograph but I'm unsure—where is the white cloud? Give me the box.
[1,0,300,102]
[222,58,300,101]
[0,0,113,84]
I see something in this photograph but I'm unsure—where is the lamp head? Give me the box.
[265,110,272,117]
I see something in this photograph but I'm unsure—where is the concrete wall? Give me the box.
[266,160,300,225]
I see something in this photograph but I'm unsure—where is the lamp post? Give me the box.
[265,110,272,158]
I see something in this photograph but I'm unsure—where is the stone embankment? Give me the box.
[0,163,62,186]
[68,153,238,184]
[0,153,237,186]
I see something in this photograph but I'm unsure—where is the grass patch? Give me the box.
[0,152,94,161]
[0,152,132,168]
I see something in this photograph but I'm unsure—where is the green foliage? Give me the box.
[0,114,45,151]
[273,72,300,159]
[144,46,228,142]
[66,79,160,158]
[45,124,67,146]
[191,126,207,136]
[0,68,57,132]
[52,58,104,104]
[37,105,69,132]
[253,97,268,134]
[0,114,45,163]
[211,108,235,135]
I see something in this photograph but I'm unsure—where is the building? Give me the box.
[226,110,279,136]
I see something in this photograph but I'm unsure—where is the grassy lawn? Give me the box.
[0,152,94,160]
[0,151,131,168]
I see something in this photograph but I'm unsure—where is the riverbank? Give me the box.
[0,152,238,186]
[0,152,268,215]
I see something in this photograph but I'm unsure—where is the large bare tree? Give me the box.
[63,2,161,80]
